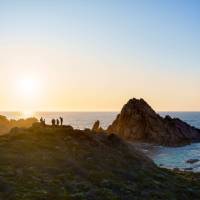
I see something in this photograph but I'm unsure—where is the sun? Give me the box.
[17,78,40,99]
[11,75,42,113]
[18,78,39,98]
[13,75,42,109]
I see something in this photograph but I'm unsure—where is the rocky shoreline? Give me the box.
[131,141,200,172]
[0,99,200,198]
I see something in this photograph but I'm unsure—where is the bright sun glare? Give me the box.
[18,78,39,97]
[12,76,42,116]
[15,76,41,109]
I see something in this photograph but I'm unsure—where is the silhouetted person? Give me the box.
[43,119,46,126]
[52,119,56,127]
[40,117,45,126]
[60,117,63,126]
[56,119,60,126]
[40,117,43,124]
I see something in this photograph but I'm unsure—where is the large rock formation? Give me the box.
[107,98,200,146]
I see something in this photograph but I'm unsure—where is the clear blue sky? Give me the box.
[0,0,199,111]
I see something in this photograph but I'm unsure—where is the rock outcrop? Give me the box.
[92,120,100,131]
[91,120,104,132]
[107,98,200,146]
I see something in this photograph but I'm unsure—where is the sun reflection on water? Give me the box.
[20,111,35,119]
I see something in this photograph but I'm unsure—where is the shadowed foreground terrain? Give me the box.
[0,124,200,200]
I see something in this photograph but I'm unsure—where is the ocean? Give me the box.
[1,111,200,129]
[1,111,200,171]
[0,111,118,130]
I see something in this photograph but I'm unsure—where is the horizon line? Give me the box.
[0,110,200,113]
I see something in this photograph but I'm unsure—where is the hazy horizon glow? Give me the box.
[0,0,200,112]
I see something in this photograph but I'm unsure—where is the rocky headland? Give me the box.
[0,101,200,199]
[0,124,200,199]
[107,98,200,146]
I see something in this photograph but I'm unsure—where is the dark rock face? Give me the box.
[107,98,200,146]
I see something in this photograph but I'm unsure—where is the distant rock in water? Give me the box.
[91,120,104,132]
[92,120,100,131]
[107,98,200,146]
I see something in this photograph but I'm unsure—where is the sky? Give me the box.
[0,0,199,111]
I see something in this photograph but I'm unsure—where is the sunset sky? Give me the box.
[0,0,199,111]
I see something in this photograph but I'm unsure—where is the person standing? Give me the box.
[40,117,45,126]
[40,117,43,124]
[60,117,63,126]
[52,119,56,126]
[56,119,60,126]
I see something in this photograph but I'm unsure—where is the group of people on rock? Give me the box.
[51,117,63,126]
[40,117,63,127]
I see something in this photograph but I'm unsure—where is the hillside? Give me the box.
[0,124,199,199]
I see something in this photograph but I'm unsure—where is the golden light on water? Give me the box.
[21,110,35,119]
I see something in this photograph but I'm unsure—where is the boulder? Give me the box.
[107,98,200,146]
[186,159,199,164]
[91,120,104,132]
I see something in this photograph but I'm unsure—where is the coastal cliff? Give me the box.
[0,125,199,199]
[107,98,200,146]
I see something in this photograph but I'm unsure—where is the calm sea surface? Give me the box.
[1,111,200,171]
[1,111,200,129]
[0,112,118,129]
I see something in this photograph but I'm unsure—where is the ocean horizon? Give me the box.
[1,111,200,129]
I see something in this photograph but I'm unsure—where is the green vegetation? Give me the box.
[0,124,199,200]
